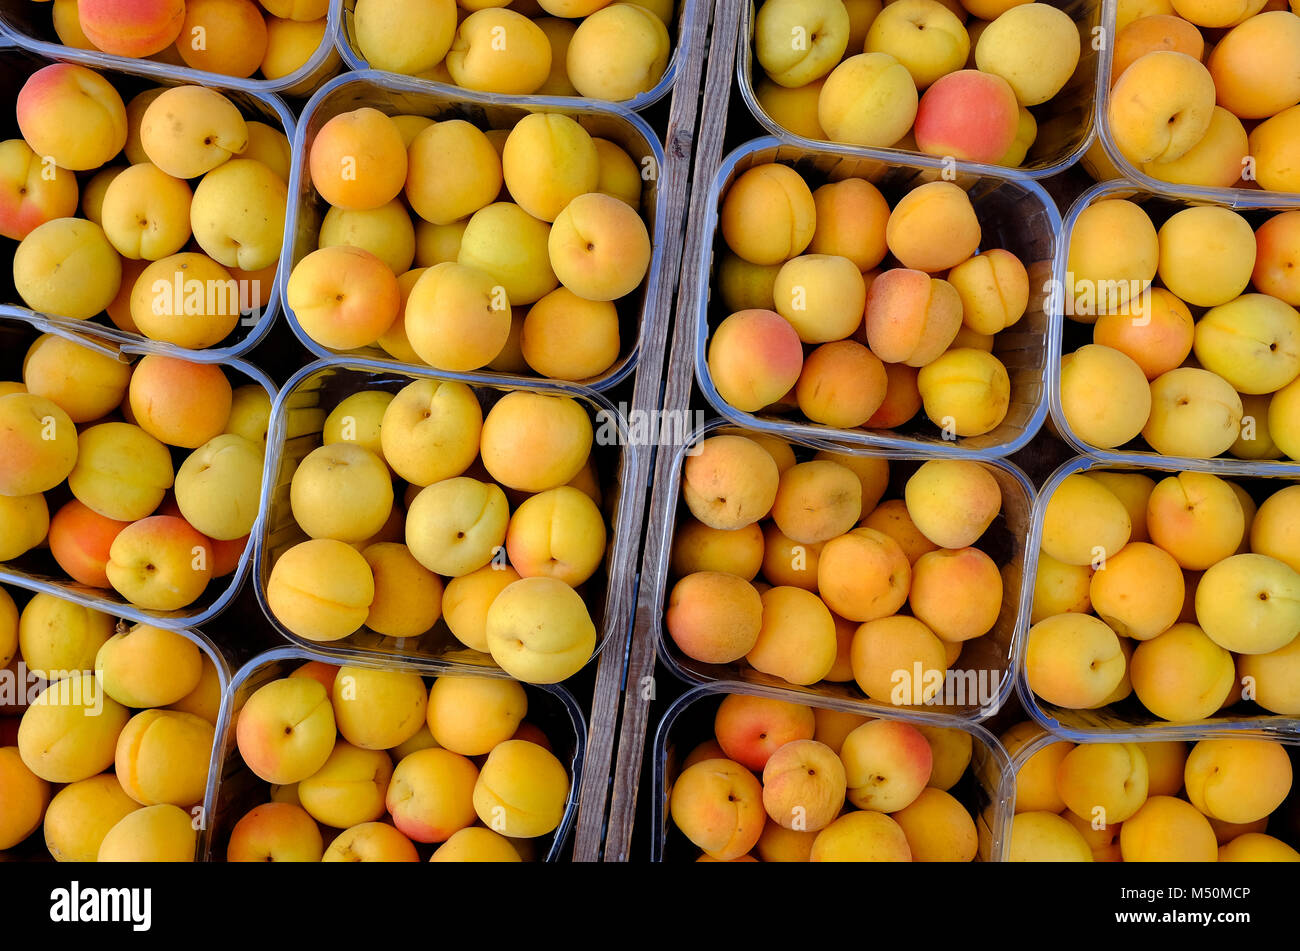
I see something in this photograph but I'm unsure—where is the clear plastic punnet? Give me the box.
[0,315,277,632]
[0,0,344,97]
[736,0,1103,180]
[253,358,639,676]
[203,646,587,861]
[652,418,1036,722]
[0,45,297,364]
[1092,0,1300,207]
[1016,454,1300,741]
[335,0,700,113]
[651,682,1015,861]
[282,70,669,393]
[1051,180,1300,474]
[1001,725,1300,861]
[694,138,1058,458]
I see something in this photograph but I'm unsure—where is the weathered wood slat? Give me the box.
[601,0,743,862]
[570,2,716,862]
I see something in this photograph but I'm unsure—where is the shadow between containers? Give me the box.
[1014,454,1300,742]
[650,681,1015,861]
[693,137,1058,458]
[280,69,669,393]
[249,357,640,679]
[0,316,278,633]
[652,417,1036,723]
[0,0,344,98]
[202,645,587,862]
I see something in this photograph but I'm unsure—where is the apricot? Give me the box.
[1185,738,1292,824]
[97,804,196,862]
[1119,795,1217,861]
[708,309,805,412]
[720,164,816,266]
[426,675,526,756]
[817,528,911,623]
[916,348,1011,436]
[1196,553,1300,654]
[479,392,592,493]
[666,571,763,665]
[484,577,597,683]
[713,693,816,771]
[748,585,838,685]
[886,182,981,274]
[441,566,523,653]
[851,615,948,705]
[473,739,569,838]
[114,709,213,807]
[811,810,912,861]
[1041,474,1131,567]
[864,269,963,365]
[266,539,375,642]
[1059,344,1152,448]
[95,625,202,709]
[910,547,1002,642]
[1024,612,1126,708]
[1131,622,1235,720]
[1089,541,1184,639]
[18,673,130,783]
[904,459,1001,549]
[1146,471,1244,570]
[43,774,140,862]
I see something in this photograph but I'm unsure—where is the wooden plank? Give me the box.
[601,0,743,863]
[569,0,715,861]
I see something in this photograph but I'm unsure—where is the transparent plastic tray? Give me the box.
[1051,180,1300,474]
[0,582,233,863]
[0,0,343,98]
[1092,0,1300,206]
[203,645,586,862]
[652,417,1035,721]
[0,315,277,632]
[1016,454,1300,740]
[282,70,668,393]
[651,681,1015,861]
[335,0,699,113]
[736,0,1102,180]
[0,45,296,364]
[694,137,1057,458]
[253,358,638,675]
[1002,726,1300,861]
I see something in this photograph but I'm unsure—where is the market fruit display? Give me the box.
[0,330,269,613]
[350,0,676,102]
[288,106,652,384]
[1059,198,1300,460]
[1027,468,1300,721]
[750,0,1083,167]
[0,584,220,861]
[4,63,287,350]
[226,661,571,861]
[1107,9,1300,192]
[22,0,333,83]
[264,377,611,684]
[666,433,1022,710]
[665,690,984,861]
[707,162,1038,441]
[1003,724,1299,862]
